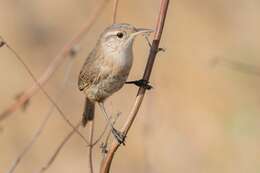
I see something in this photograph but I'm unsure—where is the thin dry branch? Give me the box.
[0,0,111,122]
[88,119,95,173]
[6,112,51,173]
[2,41,88,144]
[5,58,76,173]
[112,0,119,23]
[211,57,260,76]
[100,0,170,172]
[36,121,82,173]
[35,119,109,173]
[33,116,108,173]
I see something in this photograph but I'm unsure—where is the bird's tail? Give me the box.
[82,98,95,127]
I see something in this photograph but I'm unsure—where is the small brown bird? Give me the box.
[78,23,152,143]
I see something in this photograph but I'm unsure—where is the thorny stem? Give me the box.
[100,0,169,172]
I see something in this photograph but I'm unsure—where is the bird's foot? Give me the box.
[144,36,166,53]
[125,79,152,90]
[157,47,166,52]
[112,128,126,145]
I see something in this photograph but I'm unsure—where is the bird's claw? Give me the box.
[125,79,153,90]
[112,128,126,145]
[158,47,165,52]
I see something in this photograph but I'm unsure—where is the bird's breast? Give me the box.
[104,47,133,75]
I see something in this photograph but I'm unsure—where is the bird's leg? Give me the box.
[125,79,152,90]
[126,36,166,90]
[98,102,125,145]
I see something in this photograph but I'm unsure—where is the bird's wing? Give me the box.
[78,49,105,91]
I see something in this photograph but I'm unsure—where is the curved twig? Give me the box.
[99,0,170,172]
[0,0,111,122]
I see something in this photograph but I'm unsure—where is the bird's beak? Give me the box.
[132,28,154,37]
[124,28,154,48]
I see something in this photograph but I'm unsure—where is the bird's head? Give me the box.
[99,23,153,53]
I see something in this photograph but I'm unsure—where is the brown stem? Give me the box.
[88,119,95,173]
[112,0,119,24]
[99,0,169,172]
[0,0,111,122]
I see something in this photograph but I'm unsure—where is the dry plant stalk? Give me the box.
[100,0,169,172]
[5,58,76,173]
[88,120,95,173]
[0,0,111,122]
[112,0,119,23]
[36,122,82,173]
[2,40,88,143]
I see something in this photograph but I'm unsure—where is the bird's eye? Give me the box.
[116,32,124,38]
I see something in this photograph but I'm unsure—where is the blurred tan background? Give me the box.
[1,0,260,173]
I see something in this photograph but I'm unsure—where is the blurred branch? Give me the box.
[100,0,169,172]
[112,0,119,23]
[0,0,111,122]
[36,118,109,173]
[211,57,260,76]
[5,57,77,173]
[38,117,108,173]
[6,111,51,173]
[36,121,82,173]
[1,40,88,143]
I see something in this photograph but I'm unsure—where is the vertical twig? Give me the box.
[35,118,108,173]
[112,0,119,24]
[88,119,95,173]
[100,0,169,172]
[0,0,111,122]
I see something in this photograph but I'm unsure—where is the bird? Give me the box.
[78,23,153,143]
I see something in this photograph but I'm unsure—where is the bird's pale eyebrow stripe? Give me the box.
[104,31,119,37]
[104,35,116,42]
[104,31,127,42]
